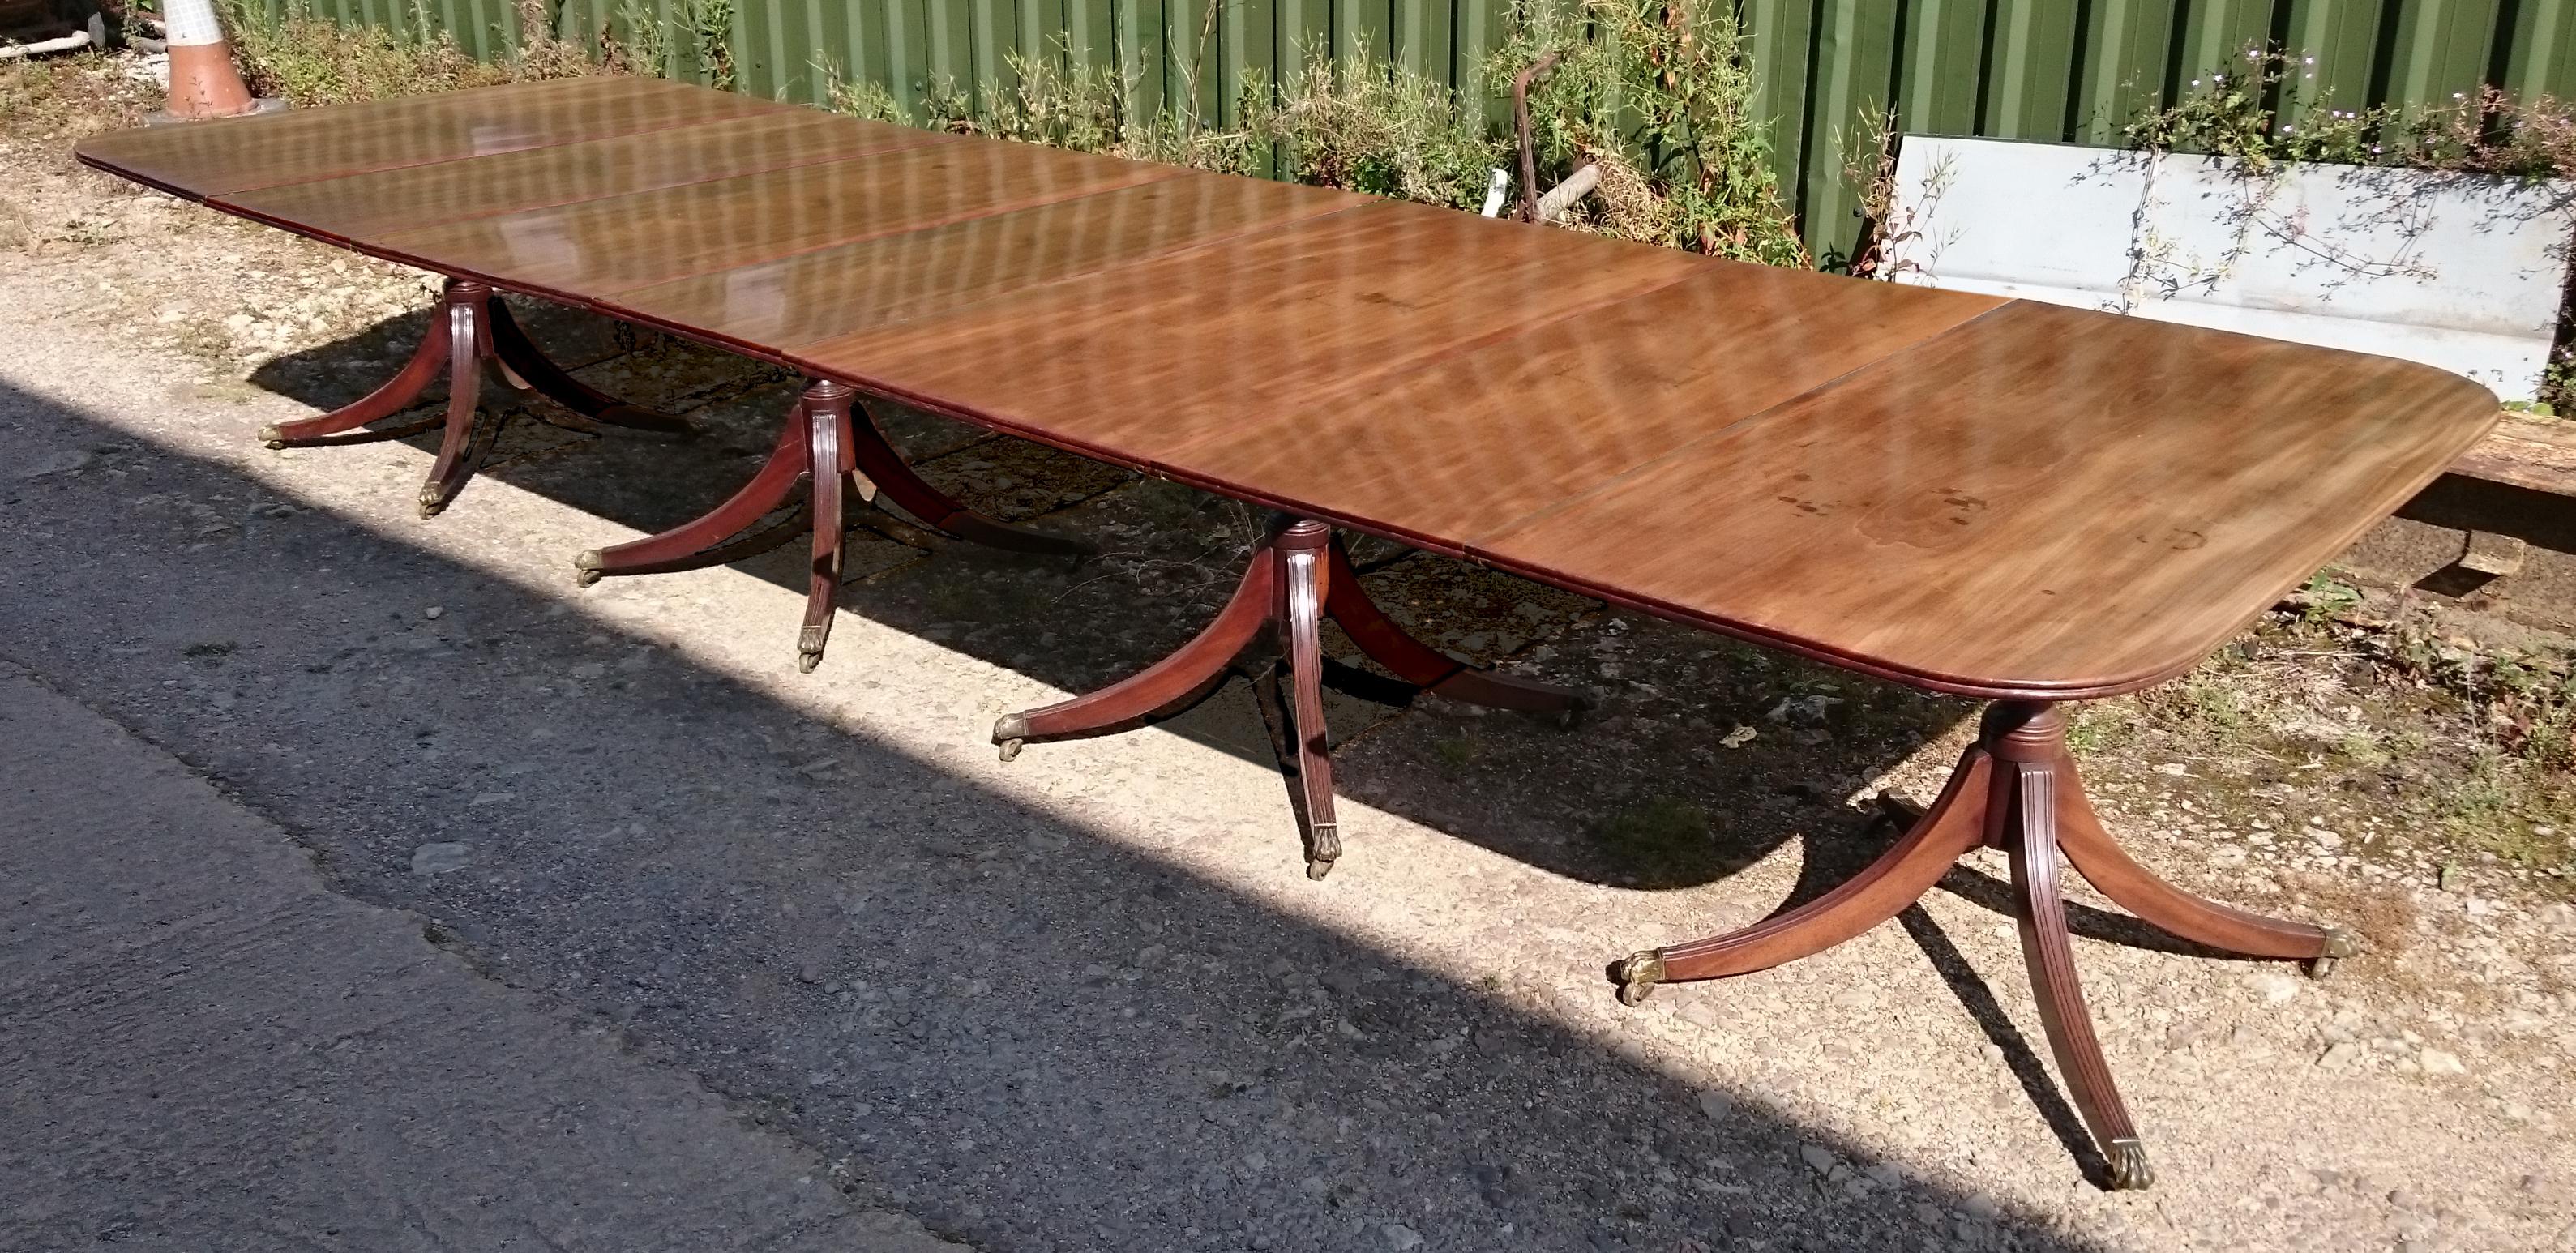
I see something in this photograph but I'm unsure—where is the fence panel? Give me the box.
[292,0,2568,260]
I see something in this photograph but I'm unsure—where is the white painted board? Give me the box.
[1881,135,2575,400]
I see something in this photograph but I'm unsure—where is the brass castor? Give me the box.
[2304,927,2358,980]
[1303,822,1341,883]
[2104,1139,2155,1191]
[797,650,822,674]
[417,486,448,520]
[575,551,605,588]
[1611,950,1667,1007]
[258,424,288,451]
[991,714,1029,763]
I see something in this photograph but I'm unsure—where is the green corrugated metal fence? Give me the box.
[276,0,2576,259]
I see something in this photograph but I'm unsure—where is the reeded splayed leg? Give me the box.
[2050,755,2354,977]
[846,400,1093,557]
[486,300,692,436]
[417,283,495,519]
[1608,696,2362,1188]
[1610,743,1992,1006]
[258,276,689,517]
[576,412,811,585]
[991,532,1278,762]
[1321,538,1588,719]
[993,515,1592,877]
[1274,521,1341,879]
[1988,703,2153,1191]
[798,380,856,674]
[259,284,456,448]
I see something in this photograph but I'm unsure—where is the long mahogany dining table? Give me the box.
[76,75,2501,1190]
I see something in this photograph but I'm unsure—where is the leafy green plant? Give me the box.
[2127,45,2576,407]
[1247,44,1502,208]
[2298,574,2363,627]
[220,0,512,105]
[603,0,677,79]
[2122,48,2386,170]
[217,0,598,105]
[688,0,733,92]
[1493,0,1807,264]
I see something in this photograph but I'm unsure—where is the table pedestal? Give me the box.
[575,378,1091,672]
[1611,702,2354,1190]
[991,514,1588,878]
[258,277,691,517]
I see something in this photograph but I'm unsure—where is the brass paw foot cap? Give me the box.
[2305,927,2359,979]
[1612,950,1667,1007]
[2105,1140,2155,1191]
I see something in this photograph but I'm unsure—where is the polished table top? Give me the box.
[76,77,2502,700]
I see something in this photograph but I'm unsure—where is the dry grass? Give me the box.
[216,0,601,109]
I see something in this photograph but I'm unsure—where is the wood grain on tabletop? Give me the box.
[1156,263,2006,550]
[74,79,2503,699]
[219,112,951,245]
[74,77,785,199]
[366,138,1183,301]
[789,199,1711,474]
[617,173,1367,353]
[1470,300,2502,696]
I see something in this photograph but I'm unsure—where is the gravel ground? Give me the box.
[4,57,2572,1253]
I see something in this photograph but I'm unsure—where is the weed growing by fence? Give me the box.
[217,0,595,105]
[809,1,1800,260]
[2124,45,2576,406]
[1248,46,1501,209]
[1496,0,1806,264]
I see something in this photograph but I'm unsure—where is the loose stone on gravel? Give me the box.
[409,841,472,875]
[1697,1090,1735,1123]
[2249,969,2302,1004]
[2419,1048,2468,1076]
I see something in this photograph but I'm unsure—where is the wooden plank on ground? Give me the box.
[2450,413,2576,496]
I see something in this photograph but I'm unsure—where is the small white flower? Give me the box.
[2304,56,2315,66]
[2212,73,2226,83]
[2454,91,2467,99]
[2282,123,2295,133]
[2192,78,2202,87]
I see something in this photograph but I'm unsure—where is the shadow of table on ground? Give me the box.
[0,357,2142,1251]
[244,301,1982,899]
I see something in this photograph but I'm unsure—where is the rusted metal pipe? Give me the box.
[1512,50,1562,224]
